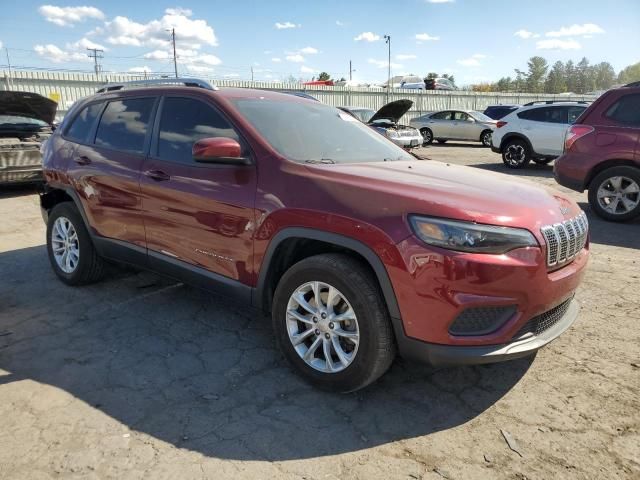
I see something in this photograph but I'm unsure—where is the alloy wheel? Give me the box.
[505,144,526,166]
[51,216,80,273]
[482,131,492,146]
[285,281,360,373]
[596,176,640,215]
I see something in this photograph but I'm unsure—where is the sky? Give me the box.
[0,0,638,85]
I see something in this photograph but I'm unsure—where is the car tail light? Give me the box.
[564,125,594,152]
[496,121,507,128]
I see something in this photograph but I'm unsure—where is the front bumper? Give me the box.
[397,298,579,366]
[391,136,424,148]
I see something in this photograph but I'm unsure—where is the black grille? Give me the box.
[449,305,517,336]
[513,297,573,339]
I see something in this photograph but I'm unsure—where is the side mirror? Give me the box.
[192,137,251,165]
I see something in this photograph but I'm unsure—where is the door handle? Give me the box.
[74,155,91,165]
[145,169,170,181]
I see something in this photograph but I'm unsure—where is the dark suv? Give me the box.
[555,82,640,221]
[40,79,589,392]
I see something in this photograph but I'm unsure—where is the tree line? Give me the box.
[471,57,640,94]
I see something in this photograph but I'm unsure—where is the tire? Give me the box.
[502,138,531,169]
[480,130,492,147]
[420,128,433,145]
[436,139,447,144]
[588,166,640,222]
[46,202,106,285]
[272,253,396,392]
[533,158,554,165]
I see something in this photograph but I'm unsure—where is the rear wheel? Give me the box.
[420,128,433,145]
[502,139,531,169]
[480,130,492,147]
[47,202,105,285]
[272,254,396,392]
[588,166,640,222]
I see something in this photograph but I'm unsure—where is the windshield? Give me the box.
[471,111,494,122]
[0,115,49,127]
[233,99,413,164]
[349,109,375,123]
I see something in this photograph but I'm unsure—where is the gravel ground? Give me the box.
[0,143,638,480]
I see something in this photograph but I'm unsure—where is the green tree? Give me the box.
[526,56,548,93]
[618,62,640,84]
[545,61,567,94]
[442,73,455,84]
[574,57,595,93]
[592,62,616,90]
[565,60,576,92]
[426,72,438,80]
[496,76,513,92]
[318,71,331,81]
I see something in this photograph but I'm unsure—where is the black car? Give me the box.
[483,104,520,120]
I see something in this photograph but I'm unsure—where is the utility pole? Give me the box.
[86,48,103,79]
[251,66,254,82]
[170,28,178,78]
[349,60,353,81]
[384,35,391,102]
[5,47,12,90]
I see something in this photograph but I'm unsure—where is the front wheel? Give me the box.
[502,139,531,169]
[420,128,433,145]
[47,202,106,285]
[480,130,492,147]
[272,254,396,392]
[588,166,640,222]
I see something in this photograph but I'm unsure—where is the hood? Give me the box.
[0,91,58,125]
[308,161,581,237]
[368,100,413,124]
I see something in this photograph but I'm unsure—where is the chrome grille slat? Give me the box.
[541,212,588,269]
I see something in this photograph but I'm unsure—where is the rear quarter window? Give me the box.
[65,102,103,143]
[604,94,640,126]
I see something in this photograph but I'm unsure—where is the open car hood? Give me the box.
[0,91,58,125]
[368,99,413,124]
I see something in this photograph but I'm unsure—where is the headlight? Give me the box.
[386,129,399,138]
[409,215,538,254]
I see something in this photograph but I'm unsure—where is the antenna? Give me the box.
[86,48,104,79]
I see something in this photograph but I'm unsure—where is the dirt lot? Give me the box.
[0,143,638,480]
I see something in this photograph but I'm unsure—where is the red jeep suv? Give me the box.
[555,82,640,222]
[40,79,589,392]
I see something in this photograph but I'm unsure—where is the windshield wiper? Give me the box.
[305,158,335,164]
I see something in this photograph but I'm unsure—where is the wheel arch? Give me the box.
[40,186,93,235]
[499,133,533,153]
[480,128,493,142]
[585,159,640,189]
[254,228,402,323]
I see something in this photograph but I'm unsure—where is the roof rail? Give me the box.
[523,100,591,106]
[624,81,640,88]
[96,77,217,93]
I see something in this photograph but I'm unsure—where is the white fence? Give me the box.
[1,70,597,119]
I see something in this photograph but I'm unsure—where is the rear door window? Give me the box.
[431,111,452,120]
[65,102,103,143]
[518,106,567,124]
[605,94,640,126]
[95,98,156,153]
[156,97,240,164]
